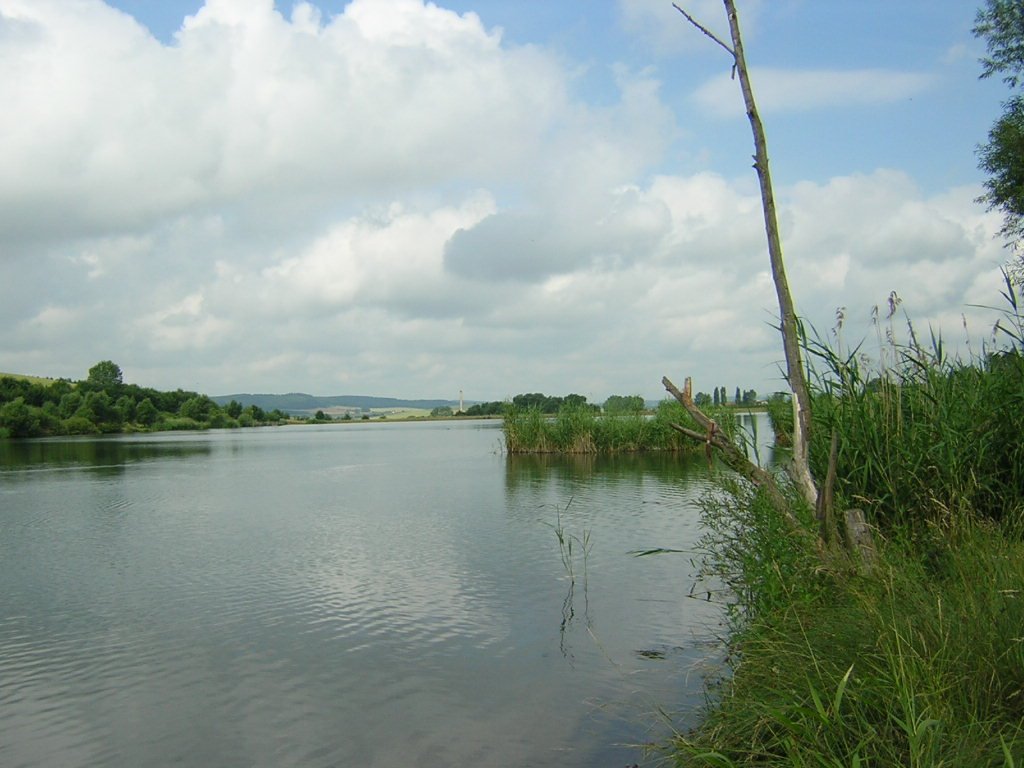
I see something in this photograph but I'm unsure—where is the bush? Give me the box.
[0,397,42,438]
[61,416,99,435]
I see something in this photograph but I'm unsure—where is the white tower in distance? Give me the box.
[459,390,464,414]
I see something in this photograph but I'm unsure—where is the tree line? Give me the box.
[436,389,763,418]
[693,386,762,407]
[0,361,288,438]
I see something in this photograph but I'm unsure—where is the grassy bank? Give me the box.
[669,293,1024,766]
[672,487,1024,766]
[503,400,736,454]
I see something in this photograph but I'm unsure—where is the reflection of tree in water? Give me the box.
[504,452,710,509]
[0,437,213,474]
[502,414,777,497]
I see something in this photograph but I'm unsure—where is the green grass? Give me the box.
[669,283,1024,766]
[672,513,1024,767]
[0,372,63,386]
[802,334,1024,531]
[502,400,734,454]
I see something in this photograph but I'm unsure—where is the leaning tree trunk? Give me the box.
[666,1,877,567]
[723,0,816,507]
[671,0,817,508]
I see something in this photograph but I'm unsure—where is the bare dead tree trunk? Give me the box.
[672,1,817,508]
[722,0,816,507]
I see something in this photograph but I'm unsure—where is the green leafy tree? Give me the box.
[226,400,243,419]
[0,397,41,438]
[694,391,712,407]
[430,406,453,417]
[83,390,122,430]
[116,395,136,422]
[244,404,266,422]
[87,360,123,388]
[465,401,506,416]
[135,398,158,426]
[974,0,1024,272]
[179,396,217,423]
[58,391,82,419]
[734,386,741,405]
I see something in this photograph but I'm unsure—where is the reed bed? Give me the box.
[671,283,1024,766]
[673,491,1024,767]
[774,282,1024,531]
[503,400,729,454]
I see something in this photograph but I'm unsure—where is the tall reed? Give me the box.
[503,400,730,454]
[767,281,1024,531]
[672,283,1024,766]
[672,516,1024,767]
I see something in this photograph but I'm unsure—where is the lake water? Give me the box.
[0,420,729,767]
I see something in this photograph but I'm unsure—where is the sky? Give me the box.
[0,0,1014,402]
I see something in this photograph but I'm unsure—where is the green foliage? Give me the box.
[0,363,283,439]
[799,300,1024,530]
[464,400,506,416]
[695,478,822,624]
[430,405,453,417]
[511,392,598,414]
[135,398,158,426]
[86,360,123,388]
[60,415,97,435]
[979,95,1024,246]
[674,287,1024,767]
[178,395,217,422]
[974,0,1024,256]
[603,394,646,413]
[673,523,1024,767]
[764,392,793,447]
[503,398,726,454]
[0,397,42,438]
[976,0,1024,87]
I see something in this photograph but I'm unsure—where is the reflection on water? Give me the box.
[0,434,212,475]
[0,422,724,768]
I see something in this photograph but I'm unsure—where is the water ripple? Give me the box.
[0,424,721,767]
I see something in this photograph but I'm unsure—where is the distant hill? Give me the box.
[0,372,62,386]
[211,392,461,414]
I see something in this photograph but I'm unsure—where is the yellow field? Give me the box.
[0,372,62,386]
[368,408,431,420]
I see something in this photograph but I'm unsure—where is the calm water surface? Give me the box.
[0,420,726,767]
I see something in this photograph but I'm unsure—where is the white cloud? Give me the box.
[0,1,1009,400]
[0,0,570,240]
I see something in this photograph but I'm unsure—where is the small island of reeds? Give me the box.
[503,400,739,454]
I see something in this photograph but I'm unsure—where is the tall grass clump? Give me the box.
[766,283,1024,532]
[672,517,1024,767]
[503,399,734,454]
[670,284,1024,767]
[503,405,550,454]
